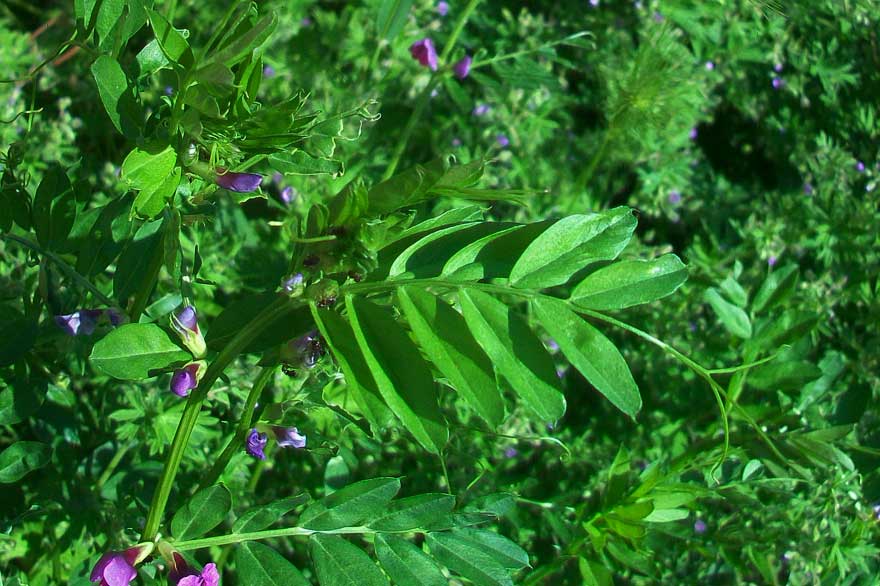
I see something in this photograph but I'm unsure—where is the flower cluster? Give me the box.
[246,426,307,459]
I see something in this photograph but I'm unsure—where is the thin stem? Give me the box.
[95,443,132,490]
[141,295,300,542]
[2,234,116,306]
[199,366,277,491]
[566,132,610,214]
[174,525,403,551]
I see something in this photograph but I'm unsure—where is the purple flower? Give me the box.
[301,17,313,27]
[451,137,462,147]
[872,504,880,521]
[164,86,174,96]
[170,362,205,397]
[472,103,490,116]
[263,65,275,78]
[589,0,599,6]
[653,11,664,22]
[282,273,304,294]
[668,190,682,204]
[855,161,865,173]
[215,168,263,193]
[705,60,715,71]
[772,76,784,89]
[774,62,784,72]
[437,1,449,16]
[803,182,814,195]
[171,306,207,358]
[689,127,698,140]
[453,55,472,80]
[410,38,438,71]
[246,429,268,460]
[282,330,324,368]
[177,563,220,586]
[503,447,518,458]
[273,426,307,449]
[55,309,103,336]
[546,338,560,352]
[768,255,778,267]
[694,519,707,534]
[555,366,567,380]
[91,545,152,586]
[496,134,510,148]
[280,186,296,204]
[106,308,126,327]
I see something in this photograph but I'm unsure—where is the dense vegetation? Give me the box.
[1,1,878,584]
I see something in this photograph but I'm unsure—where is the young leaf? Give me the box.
[375,535,447,586]
[90,55,143,138]
[397,287,505,427]
[233,494,310,533]
[346,296,448,453]
[147,9,194,67]
[426,531,514,586]
[532,297,641,418]
[377,0,415,41]
[509,207,636,289]
[171,483,232,540]
[0,441,52,483]
[310,535,390,586]
[367,493,456,531]
[89,323,190,380]
[299,477,401,530]
[234,541,310,586]
[704,288,752,339]
[569,254,688,310]
[311,306,394,431]
[208,13,278,68]
[458,289,565,422]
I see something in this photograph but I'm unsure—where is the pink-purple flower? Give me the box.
[472,103,490,116]
[410,38,438,71]
[437,1,449,16]
[170,362,205,397]
[171,306,207,358]
[91,552,137,586]
[215,168,263,193]
[176,563,220,586]
[273,426,307,448]
[496,134,510,148]
[771,76,784,89]
[246,428,268,459]
[453,55,472,79]
[280,186,296,204]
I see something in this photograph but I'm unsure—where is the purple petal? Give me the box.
[56,312,82,336]
[453,55,472,80]
[170,366,198,397]
[216,169,263,193]
[246,429,268,460]
[201,563,220,586]
[280,186,296,204]
[437,1,449,16]
[90,552,137,586]
[496,134,510,148]
[274,426,307,449]
[175,306,198,333]
[262,65,275,78]
[177,577,202,586]
[409,38,438,71]
[472,103,490,116]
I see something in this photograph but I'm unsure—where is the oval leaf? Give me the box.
[427,531,514,586]
[234,541,310,586]
[310,534,390,586]
[171,483,232,540]
[299,477,401,530]
[368,493,456,531]
[570,254,688,310]
[90,323,190,380]
[0,441,52,483]
[376,534,447,586]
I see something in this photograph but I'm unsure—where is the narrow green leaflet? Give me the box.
[752,264,798,314]
[148,9,194,67]
[311,306,394,431]
[397,287,505,427]
[509,207,637,289]
[458,289,565,422]
[90,323,190,380]
[310,535,390,586]
[441,224,525,279]
[570,254,688,310]
[375,535,447,586]
[299,477,400,530]
[209,13,278,68]
[367,493,456,531]
[426,532,514,586]
[346,297,448,453]
[704,288,752,339]
[32,165,76,251]
[449,528,530,570]
[90,55,142,138]
[0,441,52,483]
[377,0,415,41]
[233,494,310,533]
[171,483,232,540]
[533,297,641,419]
[234,542,310,586]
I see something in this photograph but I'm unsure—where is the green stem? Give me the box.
[198,366,277,491]
[380,0,482,181]
[174,525,396,551]
[141,295,299,542]
[95,443,132,490]
[1,234,116,306]
[566,132,610,214]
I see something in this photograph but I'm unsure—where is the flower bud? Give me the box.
[215,168,262,193]
[170,361,207,397]
[171,306,207,359]
[246,428,268,459]
[90,543,152,586]
[272,425,307,449]
[453,55,472,80]
[410,38,438,71]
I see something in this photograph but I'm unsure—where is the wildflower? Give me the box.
[705,60,715,71]
[451,137,462,147]
[689,127,698,140]
[410,38,438,71]
[280,186,296,204]
[855,161,865,173]
[246,428,268,459]
[165,549,219,586]
[282,273,304,295]
[215,168,263,193]
[694,519,707,534]
[281,330,324,368]
[872,504,880,521]
[472,103,490,116]
[546,338,560,352]
[668,190,682,204]
[171,306,207,358]
[453,55,472,79]
[589,0,599,6]
[437,1,449,16]
[272,426,307,449]
[272,171,283,184]
[496,134,510,148]
[771,76,784,89]
[164,86,174,96]
[91,544,153,586]
[176,563,220,586]
[653,11,664,22]
[774,62,783,72]
[768,255,778,267]
[555,366,567,379]
[55,309,103,336]
[301,17,313,27]
[262,65,275,77]
[170,362,206,398]
[106,308,126,327]
[803,182,814,195]
[504,447,518,458]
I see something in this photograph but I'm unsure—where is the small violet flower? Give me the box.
[282,330,324,368]
[262,65,275,78]
[171,306,207,358]
[246,428,268,460]
[771,76,784,89]
[589,0,599,6]
[164,86,174,96]
[215,168,263,193]
[803,182,814,195]
[768,255,778,267]
[496,133,510,148]
[282,273,305,295]
[668,190,682,205]
[170,362,206,398]
[503,447,518,458]
[694,519,707,534]
[437,1,449,16]
[273,426,307,449]
[774,62,784,72]
[453,55,472,80]
[472,103,490,116]
[855,161,865,173]
[91,544,152,586]
[55,309,104,336]
[410,38,438,71]
[689,127,698,140]
[177,563,220,586]
[451,137,462,147]
[705,60,715,71]
[280,186,296,204]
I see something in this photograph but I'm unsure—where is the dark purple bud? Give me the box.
[496,134,510,148]
[215,168,263,193]
[409,38,438,71]
[164,86,174,96]
[771,76,784,89]
[280,186,296,204]
[453,55,472,80]
[246,429,268,459]
[175,306,198,333]
[106,308,126,327]
[694,519,707,534]
[262,65,275,78]
[472,103,490,116]
[273,426,307,449]
[172,306,206,358]
[437,1,449,16]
